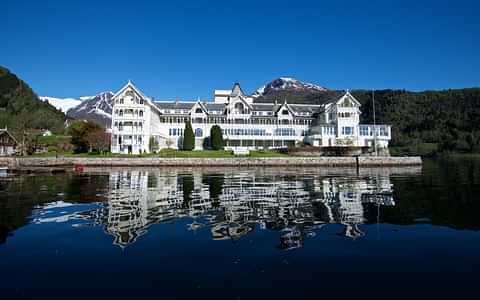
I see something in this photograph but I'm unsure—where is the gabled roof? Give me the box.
[337,91,362,106]
[0,129,18,144]
[276,102,296,116]
[112,81,164,114]
[112,80,149,101]
[230,83,245,97]
[228,93,253,110]
[193,100,209,114]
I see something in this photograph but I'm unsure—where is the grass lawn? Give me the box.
[29,149,288,158]
[157,149,234,158]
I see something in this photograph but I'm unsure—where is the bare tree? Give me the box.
[85,129,111,154]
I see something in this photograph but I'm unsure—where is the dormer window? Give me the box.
[234,102,244,114]
[282,110,289,115]
[195,108,203,114]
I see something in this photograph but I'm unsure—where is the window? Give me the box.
[195,128,203,137]
[119,110,123,116]
[340,98,354,107]
[360,126,369,136]
[139,110,143,117]
[282,110,289,115]
[274,128,296,136]
[195,108,203,114]
[234,103,244,114]
[342,126,354,135]
[379,127,388,136]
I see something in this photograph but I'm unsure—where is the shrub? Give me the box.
[210,125,224,150]
[183,121,195,151]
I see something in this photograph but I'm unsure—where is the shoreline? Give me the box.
[0,156,422,170]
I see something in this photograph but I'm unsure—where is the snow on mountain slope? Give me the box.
[252,77,327,98]
[40,96,82,113]
[67,91,114,127]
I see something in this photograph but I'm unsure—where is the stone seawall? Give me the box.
[0,156,422,169]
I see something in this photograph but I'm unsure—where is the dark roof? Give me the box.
[289,105,321,114]
[204,103,225,112]
[253,90,344,105]
[251,104,279,111]
[154,102,195,110]
[0,129,18,144]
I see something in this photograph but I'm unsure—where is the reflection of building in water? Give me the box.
[315,177,394,239]
[97,170,395,249]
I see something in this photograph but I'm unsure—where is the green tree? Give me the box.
[210,125,224,150]
[183,121,195,151]
[0,66,66,135]
[68,120,102,153]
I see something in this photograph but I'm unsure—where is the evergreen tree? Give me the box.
[183,121,195,151]
[0,66,66,136]
[210,125,224,150]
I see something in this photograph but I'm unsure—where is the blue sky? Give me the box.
[3,0,479,99]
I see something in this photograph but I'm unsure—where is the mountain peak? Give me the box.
[253,77,327,98]
[67,91,114,126]
[41,91,114,126]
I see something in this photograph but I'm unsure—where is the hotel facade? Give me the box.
[110,81,391,154]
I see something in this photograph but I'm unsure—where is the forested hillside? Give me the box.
[0,66,66,135]
[351,89,480,154]
[256,87,480,154]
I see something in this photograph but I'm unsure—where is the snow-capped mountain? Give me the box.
[40,96,82,113]
[253,77,327,98]
[67,91,114,127]
[40,91,114,126]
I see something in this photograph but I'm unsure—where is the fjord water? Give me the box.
[1,157,480,298]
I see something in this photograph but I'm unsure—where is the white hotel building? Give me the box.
[110,81,391,154]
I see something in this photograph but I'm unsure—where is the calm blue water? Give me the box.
[1,157,480,298]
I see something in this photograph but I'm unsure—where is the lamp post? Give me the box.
[372,90,378,157]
